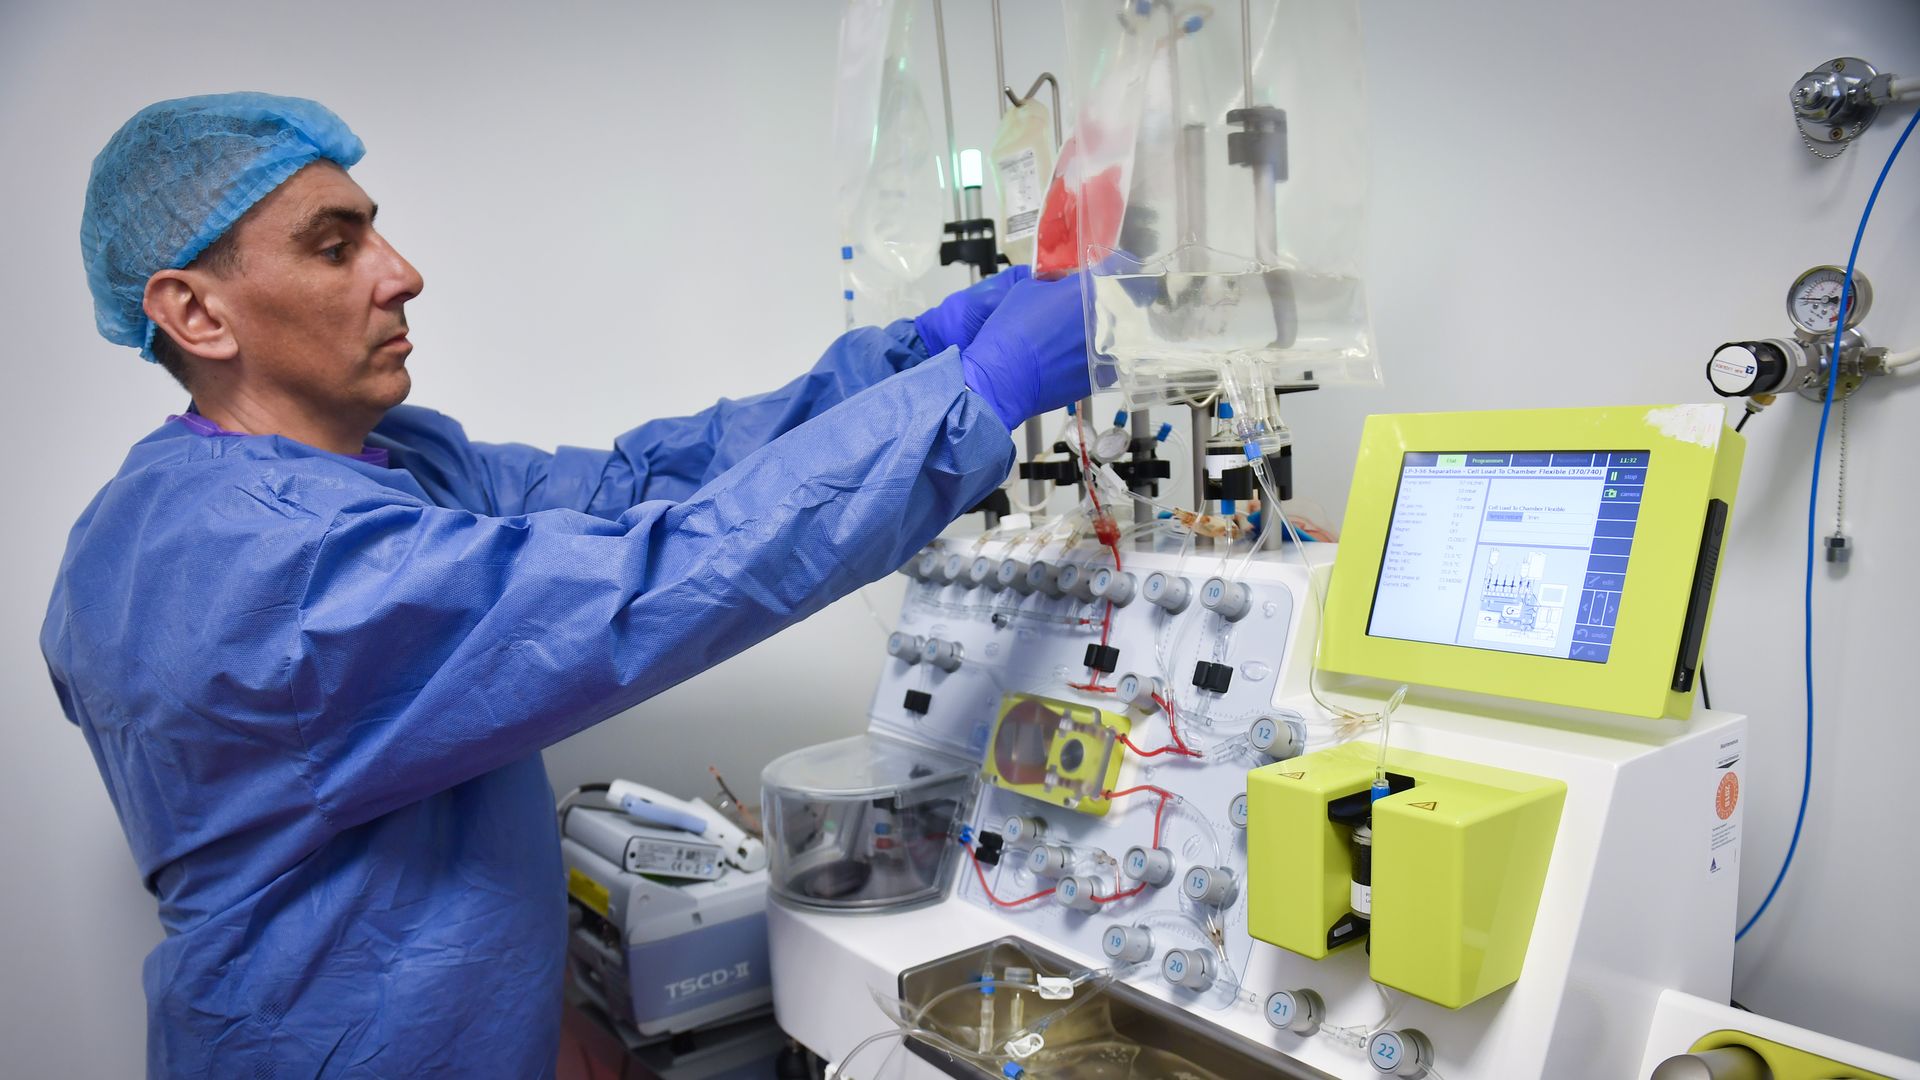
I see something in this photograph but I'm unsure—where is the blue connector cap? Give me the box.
[1155,422,1173,442]
[1221,499,1236,515]
[1158,510,1173,519]
[1217,402,1234,419]
[1183,13,1204,32]
[840,245,853,260]
[1113,409,1129,427]
[1370,778,1392,803]
[843,289,854,301]
[1243,440,1263,462]
[1004,1064,1027,1080]
[959,825,975,845]
[1067,401,1077,416]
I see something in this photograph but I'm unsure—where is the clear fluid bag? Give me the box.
[833,0,944,321]
[1059,0,1378,408]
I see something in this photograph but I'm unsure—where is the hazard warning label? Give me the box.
[1708,734,1743,876]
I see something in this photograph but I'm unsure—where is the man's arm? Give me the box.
[295,354,1009,830]
[387,319,938,518]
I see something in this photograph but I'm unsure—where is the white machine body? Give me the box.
[762,541,1832,1079]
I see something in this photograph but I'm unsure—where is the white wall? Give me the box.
[0,1,1913,1075]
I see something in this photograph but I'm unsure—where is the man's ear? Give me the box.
[143,270,239,361]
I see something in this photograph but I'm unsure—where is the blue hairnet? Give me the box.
[80,93,365,361]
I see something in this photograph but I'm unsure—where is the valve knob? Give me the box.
[1367,1029,1435,1078]
[998,559,1035,594]
[1115,671,1164,713]
[1248,715,1306,760]
[1200,577,1253,621]
[1090,568,1136,605]
[886,632,923,663]
[1054,874,1101,912]
[1101,923,1154,964]
[1264,989,1326,1036]
[1057,562,1098,601]
[919,637,962,673]
[942,553,970,585]
[970,556,1002,589]
[1121,845,1175,887]
[1026,561,1063,597]
[1707,341,1789,398]
[914,551,943,580]
[1228,792,1249,829]
[1001,815,1046,844]
[1161,948,1215,991]
[1143,572,1191,613]
[1182,865,1238,907]
[1026,843,1072,878]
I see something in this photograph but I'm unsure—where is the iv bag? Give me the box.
[1059,0,1378,408]
[991,100,1054,268]
[832,0,943,320]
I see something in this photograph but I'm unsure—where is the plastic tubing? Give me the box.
[1738,104,1918,943]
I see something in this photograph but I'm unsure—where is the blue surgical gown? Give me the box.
[40,322,1013,1078]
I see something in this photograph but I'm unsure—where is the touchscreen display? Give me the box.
[1367,451,1647,663]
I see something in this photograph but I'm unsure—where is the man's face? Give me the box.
[213,162,423,420]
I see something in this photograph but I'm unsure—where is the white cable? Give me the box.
[1881,347,1920,372]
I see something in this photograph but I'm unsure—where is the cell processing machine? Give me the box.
[763,403,1920,1079]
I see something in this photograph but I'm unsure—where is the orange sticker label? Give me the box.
[1716,772,1740,820]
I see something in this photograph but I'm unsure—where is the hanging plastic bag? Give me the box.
[831,0,943,322]
[991,100,1055,268]
[1058,0,1377,406]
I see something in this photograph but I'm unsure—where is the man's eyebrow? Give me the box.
[289,203,379,245]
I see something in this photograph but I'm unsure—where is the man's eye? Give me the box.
[322,243,348,263]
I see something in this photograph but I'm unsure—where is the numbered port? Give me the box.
[998,559,1035,594]
[1115,671,1164,713]
[918,637,963,673]
[1001,815,1047,845]
[969,556,1002,590]
[1367,1029,1434,1077]
[1264,989,1326,1036]
[1121,846,1175,887]
[1160,948,1215,991]
[1026,843,1072,878]
[1200,577,1253,621]
[1101,923,1154,964]
[1091,568,1136,606]
[885,632,923,663]
[1181,865,1239,907]
[1056,562,1098,601]
[914,551,944,581]
[1248,715,1306,760]
[1026,561,1063,597]
[1228,792,1249,829]
[1054,874,1101,912]
[1143,572,1192,613]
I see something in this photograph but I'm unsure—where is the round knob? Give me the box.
[914,551,943,580]
[1161,948,1215,991]
[1143,572,1191,613]
[1649,1045,1771,1080]
[1091,568,1136,606]
[1708,342,1788,398]
[942,553,970,585]
[1114,672,1163,713]
[1264,989,1325,1036]
[998,559,1034,594]
[1027,843,1072,878]
[969,556,1002,590]
[1200,577,1253,621]
[1101,923,1154,964]
[1026,561,1062,597]
[1056,562,1098,601]
[886,632,923,663]
[1248,715,1306,760]
[1121,846,1175,887]
[1054,874,1101,912]
[919,638,962,673]
[1367,1029,1435,1078]
[1182,865,1238,907]
[1228,792,1249,829]
[1001,815,1046,845]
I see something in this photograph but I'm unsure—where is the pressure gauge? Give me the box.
[1786,265,1872,336]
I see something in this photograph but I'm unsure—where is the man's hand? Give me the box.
[915,264,1033,357]
[959,272,1092,431]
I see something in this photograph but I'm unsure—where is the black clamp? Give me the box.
[939,217,1003,278]
[1083,644,1120,674]
[1192,661,1234,694]
[1226,105,1288,179]
[904,689,933,715]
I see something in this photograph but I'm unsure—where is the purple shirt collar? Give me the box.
[167,408,390,468]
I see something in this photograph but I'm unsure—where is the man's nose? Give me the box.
[370,229,424,308]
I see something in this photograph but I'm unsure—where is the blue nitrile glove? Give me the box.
[960,272,1092,431]
[915,264,1033,357]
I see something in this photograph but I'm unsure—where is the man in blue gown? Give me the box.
[43,93,1090,1078]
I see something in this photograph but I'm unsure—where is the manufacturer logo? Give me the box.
[665,962,753,1001]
